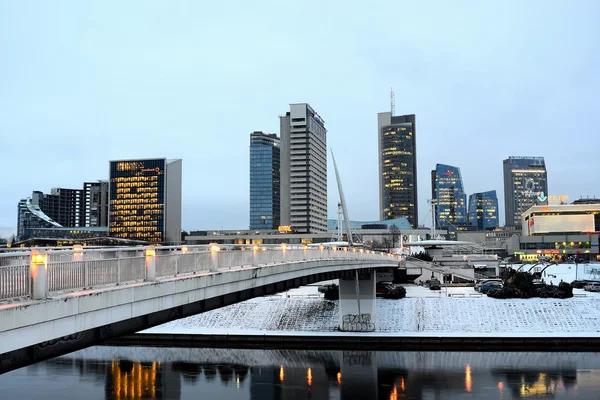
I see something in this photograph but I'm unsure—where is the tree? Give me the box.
[389,224,400,248]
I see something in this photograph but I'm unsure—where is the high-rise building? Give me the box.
[468,190,499,230]
[83,181,109,227]
[279,103,327,233]
[431,164,467,227]
[503,156,548,227]
[378,113,418,227]
[109,158,182,243]
[41,188,84,227]
[249,132,281,230]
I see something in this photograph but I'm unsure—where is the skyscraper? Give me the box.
[280,103,327,233]
[431,164,467,227]
[83,180,109,227]
[249,132,280,230]
[378,113,418,227]
[109,158,182,243]
[468,190,499,230]
[503,156,548,227]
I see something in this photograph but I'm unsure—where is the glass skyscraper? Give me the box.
[468,190,499,230]
[249,132,280,230]
[503,156,548,227]
[378,113,418,227]
[431,164,467,227]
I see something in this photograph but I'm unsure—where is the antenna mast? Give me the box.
[390,87,395,116]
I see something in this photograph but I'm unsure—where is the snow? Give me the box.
[143,284,600,337]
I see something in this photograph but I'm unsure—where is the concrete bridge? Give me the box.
[0,244,400,374]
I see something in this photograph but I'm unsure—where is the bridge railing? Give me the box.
[0,245,399,301]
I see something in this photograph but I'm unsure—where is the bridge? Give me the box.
[0,244,401,374]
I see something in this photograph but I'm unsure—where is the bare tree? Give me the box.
[389,224,400,248]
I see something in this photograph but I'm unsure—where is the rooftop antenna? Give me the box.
[331,149,353,246]
[390,87,395,116]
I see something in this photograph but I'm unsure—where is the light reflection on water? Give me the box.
[1,347,600,399]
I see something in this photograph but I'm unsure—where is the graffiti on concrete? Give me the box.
[341,313,375,332]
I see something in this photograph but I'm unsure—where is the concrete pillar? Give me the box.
[339,351,378,400]
[210,244,220,271]
[252,246,258,266]
[339,271,376,332]
[145,247,156,282]
[30,250,48,300]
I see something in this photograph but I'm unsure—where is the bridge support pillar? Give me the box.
[339,271,376,332]
[30,250,48,300]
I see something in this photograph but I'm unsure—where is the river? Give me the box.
[1,346,600,399]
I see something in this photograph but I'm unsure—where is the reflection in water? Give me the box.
[0,348,599,399]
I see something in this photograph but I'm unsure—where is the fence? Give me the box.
[0,245,399,302]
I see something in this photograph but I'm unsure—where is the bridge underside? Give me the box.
[0,267,382,375]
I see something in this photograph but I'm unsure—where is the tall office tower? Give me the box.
[503,156,548,227]
[378,113,418,227]
[109,158,182,243]
[468,190,499,230]
[41,188,84,227]
[279,103,327,233]
[249,132,281,230]
[431,164,467,227]
[83,181,109,227]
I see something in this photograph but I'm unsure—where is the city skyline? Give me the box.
[1,1,599,237]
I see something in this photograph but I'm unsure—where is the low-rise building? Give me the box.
[513,203,600,262]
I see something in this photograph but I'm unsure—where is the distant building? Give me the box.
[109,158,182,243]
[431,164,467,227]
[280,103,327,233]
[84,181,109,227]
[377,113,418,227]
[468,190,499,230]
[40,187,84,227]
[503,156,548,227]
[249,132,280,230]
[17,191,62,239]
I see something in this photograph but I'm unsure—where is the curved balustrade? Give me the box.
[0,245,400,301]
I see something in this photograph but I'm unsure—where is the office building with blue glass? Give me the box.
[468,190,499,230]
[249,132,280,230]
[431,164,467,227]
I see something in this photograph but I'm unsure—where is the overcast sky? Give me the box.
[1,0,598,238]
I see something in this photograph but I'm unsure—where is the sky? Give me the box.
[1,0,599,238]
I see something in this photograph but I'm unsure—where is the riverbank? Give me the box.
[106,332,600,351]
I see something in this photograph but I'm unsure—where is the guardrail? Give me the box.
[0,245,400,302]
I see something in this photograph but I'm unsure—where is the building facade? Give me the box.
[17,191,62,239]
[431,164,467,227]
[503,156,548,227]
[378,113,418,227]
[84,181,109,227]
[41,188,84,227]
[249,132,280,230]
[109,158,182,243]
[513,203,600,262]
[468,190,499,230]
[280,103,327,233]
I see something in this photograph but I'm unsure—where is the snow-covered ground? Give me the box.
[143,284,600,337]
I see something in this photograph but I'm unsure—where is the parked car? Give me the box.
[480,281,502,294]
[584,282,600,292]
[376,281,397,295]
[429,279,441,290]
[571,280,588,289]
[475,278,502,292]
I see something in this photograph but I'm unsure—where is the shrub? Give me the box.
[323,284,339,300]
[487,274,574,300]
